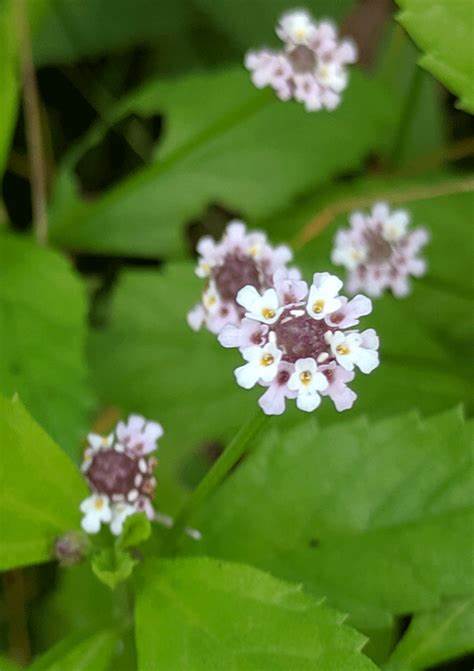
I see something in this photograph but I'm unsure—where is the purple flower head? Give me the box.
[332,202,430,298]
[80,415,162,535]
[187,220,296,335]
[245,9,357,111]
[219,272,379,415]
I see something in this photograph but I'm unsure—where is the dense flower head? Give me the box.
[219,271,379,414]
[80,415,163,536]
[187,220,297,334]
[332,202,430,297]
[245,8,357,111]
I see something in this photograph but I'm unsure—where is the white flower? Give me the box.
[235,335,282,389]
[276,9,317,46]
[316,62,348,92]
[288,358,328,412]
[306,272,343,320]
[328,330,379,373]
[110,502,136,536]
[331,241,367,271]
[202,281,220,314]
[236,285,283,324]
[381,208,410,243]
[80,494,112,534]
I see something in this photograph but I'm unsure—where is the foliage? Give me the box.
[0,234,94,456]
[135,557,378,671]
[0,394,87,570]
[184,408,473,634]
[0,0,473,668]
[396,0,474,112]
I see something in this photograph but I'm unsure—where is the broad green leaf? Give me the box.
[183,408,473,633]
[396,0,474,113]
[194,0,355,52]
[0,0,19,179]
[32,1,190,66]
[91,547,137,590]
[116,512,151,550]
[385,597,474,670]
[49,66,395,257]
[0,233,94,455]
[135,557,378,671]
[0,394,87,570]
[27,630,117,671]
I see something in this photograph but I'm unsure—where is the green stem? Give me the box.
[167,411,268,552]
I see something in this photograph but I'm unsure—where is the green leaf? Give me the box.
[396,0,474,113]
[184,408,473,633]
[0,394,87,570]
[91,547,137,590]
[32,1,190,66]
[116,512,151,550]
[194,0,355,52]
[0,655,21,671]
[385,597,474,671]
[0,0,19,179]
[135,557,378,671]
[27,629,117,671]
[49,66,395,257]
[0,233,94,455]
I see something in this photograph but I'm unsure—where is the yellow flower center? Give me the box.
[312,299,325,314]
[299,370,312,385]
[261,353,275,367]
[262,307,276,320]
[94,498,104,510]
[336,344,350,355]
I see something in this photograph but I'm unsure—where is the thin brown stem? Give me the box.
[293,175,474,249]
[3,569,31,666]
[16,0,48,245]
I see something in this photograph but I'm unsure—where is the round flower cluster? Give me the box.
[332,202,429,297]
[80,415,163,536]
[187,220,296,334]
[245,9,357,111]
[219,271,379,414]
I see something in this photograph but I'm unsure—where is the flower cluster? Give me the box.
[80,415,163,536]
[245,9,357,111]
[219,272,379,414]
[188,220,296,334]
[332,202,429,297]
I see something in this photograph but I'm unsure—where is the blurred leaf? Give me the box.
[0,233,94,455]
[194,0,355,52]
[32,0,190,66]
[377,25,446,165]
[0,0,19,180]
[385,597,474,670]
[28,629,118,671]
[183,408,473,633]
[91,547,137,590]
[49,67,395,257]
[0,394,86,570]
[135,557,379,671]
[396,0,474,113]
[116,512,151,550]
[0,655,21,671]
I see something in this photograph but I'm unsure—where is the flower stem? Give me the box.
[166,411,268,552]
